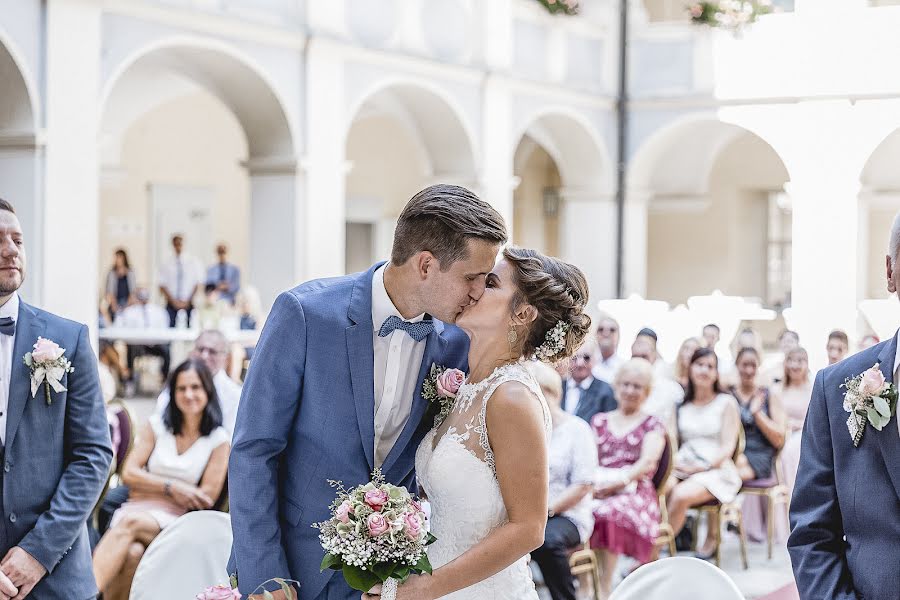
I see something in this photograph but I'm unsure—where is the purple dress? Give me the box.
[590,414,663,563]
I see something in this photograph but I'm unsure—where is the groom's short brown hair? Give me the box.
[391,184,507,270]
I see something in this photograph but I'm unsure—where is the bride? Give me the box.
[364,246,591,600]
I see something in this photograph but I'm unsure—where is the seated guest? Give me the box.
[155,329,242,435]
[206,243,241,305]
[772,346,812,497]
[731,347,786,482]
[730,347,787,543]
[527,362,598,600]
[562,339,616,423]
[92,359,229,600]
[825,329,849,366]
[630,334,683,439]
[673,337,702,391]
[120,287,172,389]
[592,313,624,384]
[666,348,741,559]
[590,358,666,599]
[98,340,124,403]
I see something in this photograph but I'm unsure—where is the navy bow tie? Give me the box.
[378,315,434,342]
[0,317,14,337]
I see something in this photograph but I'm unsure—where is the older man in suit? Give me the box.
[561,339,616,423]
[0,198,112,599]
[789,212,900,600]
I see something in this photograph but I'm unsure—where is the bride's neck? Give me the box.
[467,335,519,384]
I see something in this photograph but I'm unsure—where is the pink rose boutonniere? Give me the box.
[24,337,74,405]
[842,363,898,447]
[421,364,465,427]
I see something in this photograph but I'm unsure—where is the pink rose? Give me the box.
[364,488,389,511]
[31,337,64,363]
[336,500,353,523]
[367,513,389,537]
[196,585,240,600]
[403,512,423,541]
[690,4,703,18]
[436,369,465,398]
[409,498,423,513]
[860,365,886,397]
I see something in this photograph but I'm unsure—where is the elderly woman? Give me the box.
[590,358,666,599]
[666,348,741,559]
[527,361,599,600]
[92,359,230,600]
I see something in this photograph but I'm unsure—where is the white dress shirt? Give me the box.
[371,265,427,467]
[592,353,624,384]
[894,330,900,438]
[159,253,204,303]
[0,293,19,444]
[564,377,594,415]
[155,369,242,436]
[119,302,171,329]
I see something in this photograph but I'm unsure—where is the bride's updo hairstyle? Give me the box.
[503,247,591,362]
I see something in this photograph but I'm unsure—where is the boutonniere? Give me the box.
[842,363,898,447]
[421,364,465,427]
[24,337,74,405]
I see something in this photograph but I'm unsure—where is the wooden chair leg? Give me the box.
[766,492,776,560]
[737,507,749,570]
[668,532,677,558]
[713,510,722,567]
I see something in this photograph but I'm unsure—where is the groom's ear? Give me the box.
[416,251,437,279]
[888,254,897,294]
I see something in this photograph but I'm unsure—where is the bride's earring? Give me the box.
[507,324,518,350]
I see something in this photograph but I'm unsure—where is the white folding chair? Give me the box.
[130,511,233,600]
[609,557,744,600]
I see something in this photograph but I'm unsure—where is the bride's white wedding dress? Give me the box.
[414,362,551,600]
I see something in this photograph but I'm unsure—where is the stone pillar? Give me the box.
[622,188,651,298]
[42,0,101,326]
[480,74,515,235]
[0,139,42,304]
[558,189,617,313]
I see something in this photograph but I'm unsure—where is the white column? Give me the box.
[42,0,101,327]
[304,36,347,280]
[622,188,651,298]
[481,75,515,233]
[0,140,42,304]
[787,175,860,365]
[559,189,617,312]
[247,160,304,312]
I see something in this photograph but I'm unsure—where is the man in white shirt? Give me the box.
[592,313,625,383]
[158,234,204,328]
[155,329,241,435]
[631,333,682,438]
[120,287,171,388]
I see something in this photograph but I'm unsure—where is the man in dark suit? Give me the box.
[788,212,900,600]
[0,198,112,599]
[561,340,616,423]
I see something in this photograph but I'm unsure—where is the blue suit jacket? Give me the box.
[788,334,900,600]
[3,301,112,599]
[227,264,469,600]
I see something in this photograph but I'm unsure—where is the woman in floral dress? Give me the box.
[590,358,666,598]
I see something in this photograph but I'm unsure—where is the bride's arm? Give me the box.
[380,382,549,600]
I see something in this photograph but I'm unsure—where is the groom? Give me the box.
[788,212,900,600]
[228,184,507,600]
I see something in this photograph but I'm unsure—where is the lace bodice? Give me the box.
[414,362,551,600]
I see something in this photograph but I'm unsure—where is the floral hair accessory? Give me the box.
[534,320,569,362]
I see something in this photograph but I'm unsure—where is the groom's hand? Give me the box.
[1,547,45,600]
[0,570,16,600]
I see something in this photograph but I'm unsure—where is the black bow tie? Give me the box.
[0,317,15,337]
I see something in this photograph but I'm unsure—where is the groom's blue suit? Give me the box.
[228,264,469,600]
[788,333,900,600]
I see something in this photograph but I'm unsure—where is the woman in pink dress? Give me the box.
[772,347,813,497]
[590,358,666,598]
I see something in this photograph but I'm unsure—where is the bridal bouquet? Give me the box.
[315,468,435,593]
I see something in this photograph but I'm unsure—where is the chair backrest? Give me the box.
[108,399,136,474]
[652,432,674,493]
[609,557,744,600]
[733,423,746,462]
[130,511,233,600]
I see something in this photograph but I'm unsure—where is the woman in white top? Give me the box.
[92,359,230,600]
[666,348,741,559]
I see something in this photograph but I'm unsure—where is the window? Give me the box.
[766,192,792,308]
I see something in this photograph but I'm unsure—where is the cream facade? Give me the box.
[1,0,899,365]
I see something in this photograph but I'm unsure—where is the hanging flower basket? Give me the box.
[689,0,773,33]
[534,0,580,16]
